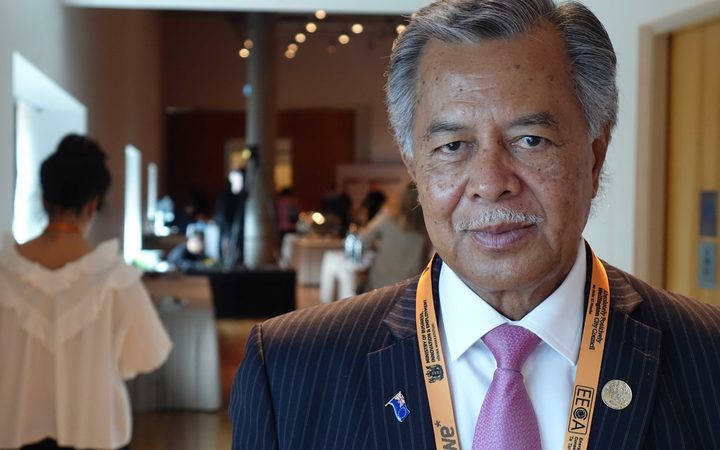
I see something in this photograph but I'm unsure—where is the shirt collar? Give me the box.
[438,239,586,366]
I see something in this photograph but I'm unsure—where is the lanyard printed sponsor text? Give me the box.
[416,247,610,450]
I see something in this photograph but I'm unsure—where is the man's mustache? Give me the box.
[453,208,544,232]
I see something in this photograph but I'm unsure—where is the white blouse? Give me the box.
[0,234,172,449]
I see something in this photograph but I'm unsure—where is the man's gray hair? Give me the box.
[386,0,618,158]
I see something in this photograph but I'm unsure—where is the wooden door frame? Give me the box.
[634,3,720,287]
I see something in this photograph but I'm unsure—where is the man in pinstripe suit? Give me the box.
[230,0,720,448]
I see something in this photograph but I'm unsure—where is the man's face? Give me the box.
[187,235,204,255]
[405,23,608,303]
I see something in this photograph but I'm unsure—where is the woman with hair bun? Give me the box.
[0,134,172,450]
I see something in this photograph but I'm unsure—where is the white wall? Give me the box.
[11,52,88,243]
[65,0,427,14]
[13,101,86,243]
[0,0,163,243]
[579,0,717,273]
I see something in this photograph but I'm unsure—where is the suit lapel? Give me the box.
[366,259,441,450]
[367,335,435,450]
[588,264,662,450]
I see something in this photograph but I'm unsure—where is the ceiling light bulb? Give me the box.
[285,49,296,59]
[396,24,406,34]
[295,33,306,43]
[288,43,298,52]
[351,24,364,34]
[306,22,317,33]
[243,39,253,49]
[338,34,350,45]
[239,48,250,58]
[315,10,326,20]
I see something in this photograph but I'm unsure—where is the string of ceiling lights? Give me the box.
[238,10,407,60]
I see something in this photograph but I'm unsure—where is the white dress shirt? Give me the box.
[439,240,586,450]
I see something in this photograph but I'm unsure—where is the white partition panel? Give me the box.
[147,162,158,223]
[124,145,142,263]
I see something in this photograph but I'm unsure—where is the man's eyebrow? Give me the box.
[423,121,469,139]
[510,112,560,130]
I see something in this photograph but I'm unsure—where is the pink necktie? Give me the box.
[472,324,542,450]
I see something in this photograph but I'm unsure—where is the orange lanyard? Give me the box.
[416,246,610,450]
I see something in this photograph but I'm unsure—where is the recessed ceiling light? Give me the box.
[243,39,253,49]
[239,48,250,58]
[306,22,317,33]
[351,24,364,34]
[338,34,350,45]
[288,43,299,52]
[315,10,326,20]
[295,33,306,43]
[285,49,296,59]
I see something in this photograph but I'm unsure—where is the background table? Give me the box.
[281,234,344,285]
[127,275,221,412]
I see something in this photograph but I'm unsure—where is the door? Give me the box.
[665,18,720,305]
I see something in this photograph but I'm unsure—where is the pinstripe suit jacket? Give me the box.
[229,257,720,449]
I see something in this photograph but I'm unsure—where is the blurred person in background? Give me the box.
[274,186,300,245]
[360,182,431,291]
[172,188,210,234]
[358,180,386,224]
[167,223,210,272]
[321,184,352,235]
[0,134,172,450]
[213,169,247,266]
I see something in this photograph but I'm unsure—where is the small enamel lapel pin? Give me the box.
[385,391,410,422]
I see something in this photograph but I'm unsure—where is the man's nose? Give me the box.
[465,143,522,203]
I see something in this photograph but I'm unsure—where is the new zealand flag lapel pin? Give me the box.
[385,391,410,422]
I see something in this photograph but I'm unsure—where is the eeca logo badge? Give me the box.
[568,385,594,435]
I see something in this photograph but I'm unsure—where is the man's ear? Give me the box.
[401,150,417,182]
[591,127,610,198]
